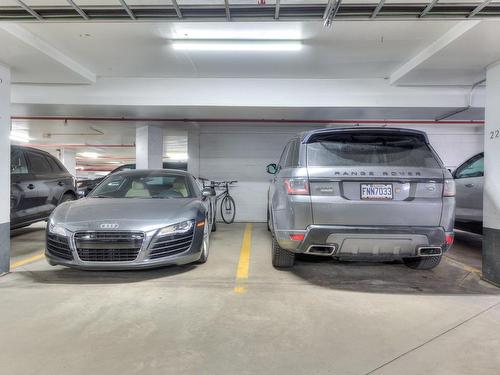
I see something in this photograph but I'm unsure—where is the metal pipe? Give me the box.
[66,0,89,20]
[11,116,485,125]
[275,0,281,20]
[42,125,104,138]
[118,0,136,20]
[324,0,342,27]
[468,0,492,17]
[420,0,439,17]
[371,0,385,19]
[224,0,231,21]
[171,0,182,18]
[26,144,135,148]
[435,79,486,121]
[15,0,43,20]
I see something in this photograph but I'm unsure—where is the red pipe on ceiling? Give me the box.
[27,144,135,148]
[11,116,485,125]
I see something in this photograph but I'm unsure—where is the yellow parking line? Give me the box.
[234,223,253,294]
[10,252,45,270]
[445,255,482,276]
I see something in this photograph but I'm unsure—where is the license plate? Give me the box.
[360,183,393,200]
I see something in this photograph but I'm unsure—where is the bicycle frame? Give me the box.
[202,180,237,224]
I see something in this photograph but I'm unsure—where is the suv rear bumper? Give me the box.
[275,225,451,258]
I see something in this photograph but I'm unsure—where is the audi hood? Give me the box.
[50,197,203,233]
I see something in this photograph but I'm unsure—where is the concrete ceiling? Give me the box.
[0,19,499,85]
[1,21,457,83]
[1,15,496,172]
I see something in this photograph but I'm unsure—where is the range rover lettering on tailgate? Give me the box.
[266,127,455,270]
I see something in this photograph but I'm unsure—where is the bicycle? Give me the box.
[211,180,237,224]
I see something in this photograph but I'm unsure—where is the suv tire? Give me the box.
[403,255,442,270]
[272,237,295,268]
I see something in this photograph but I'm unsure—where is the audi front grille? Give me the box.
[74,231,145,262]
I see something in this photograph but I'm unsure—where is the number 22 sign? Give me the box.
[490,129,500,140]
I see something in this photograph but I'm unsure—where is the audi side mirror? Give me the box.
[266,163,278,175]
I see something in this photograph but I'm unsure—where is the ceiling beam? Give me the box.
[15,0,43,21]
[468,0,493,17]
[0,24,96,83]
[275,0,281,20]
[324,0,342,27]
[419,0,439,17]
[171,0,182,19]
[371,0,385,18]
[118,0,136,20]
[390,20,481,85]
[224,0,231,21]
[66,0,89,20]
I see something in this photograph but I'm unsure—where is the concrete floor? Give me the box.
[1,222,500,375]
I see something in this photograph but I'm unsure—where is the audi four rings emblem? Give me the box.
[100,223,119,229]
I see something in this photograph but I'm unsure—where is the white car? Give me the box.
[454,152,484,232]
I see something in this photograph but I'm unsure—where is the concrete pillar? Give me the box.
[483,61,500,286]
[136,125,164,169]
[0,65,10,274]
[60,148,76,176]
[187,129,200,178]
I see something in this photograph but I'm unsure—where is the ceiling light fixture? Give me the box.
[171,40,302,52]
[166,153,188,161]
[10,131,31,143]
[78,152,100,159]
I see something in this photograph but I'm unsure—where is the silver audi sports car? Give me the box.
[45,170,216,270]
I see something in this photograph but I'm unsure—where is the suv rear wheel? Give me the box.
[403,256,442,270]
[272,237,295,268]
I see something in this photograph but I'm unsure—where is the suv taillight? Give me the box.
[284,178,309,195]
[443,179,456,197]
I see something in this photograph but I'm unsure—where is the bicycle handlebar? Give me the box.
[211,180,238,185]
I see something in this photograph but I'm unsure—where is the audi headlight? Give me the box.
[48,222,68,237]
[157,220,194,237]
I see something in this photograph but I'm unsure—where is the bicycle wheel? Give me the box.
[220,195,236,224]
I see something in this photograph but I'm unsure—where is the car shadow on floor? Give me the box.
[10,224,46,238]
[288,254,499,295]
[13,264,198,285]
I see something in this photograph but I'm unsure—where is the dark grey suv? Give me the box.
[267,128,455,270]
[11,146,77,229]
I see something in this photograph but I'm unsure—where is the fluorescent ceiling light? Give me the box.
[78,152,100,159]
[10,131,31,143]
[172,25,303,41]
[171,40,302,52]
[166,153,188,161]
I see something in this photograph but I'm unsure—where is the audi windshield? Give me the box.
[89,172,194,199]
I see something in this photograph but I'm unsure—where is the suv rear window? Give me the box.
[306,133,440,168]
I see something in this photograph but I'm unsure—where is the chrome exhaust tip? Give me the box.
[306,245,337,256]
[417,246,443,257]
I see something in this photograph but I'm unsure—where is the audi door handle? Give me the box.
[465,183,475,188]
[27,184,35,190]
[57,181,64,186]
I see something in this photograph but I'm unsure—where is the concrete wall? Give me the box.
[191,123,484,222]
[416,124,484,169]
